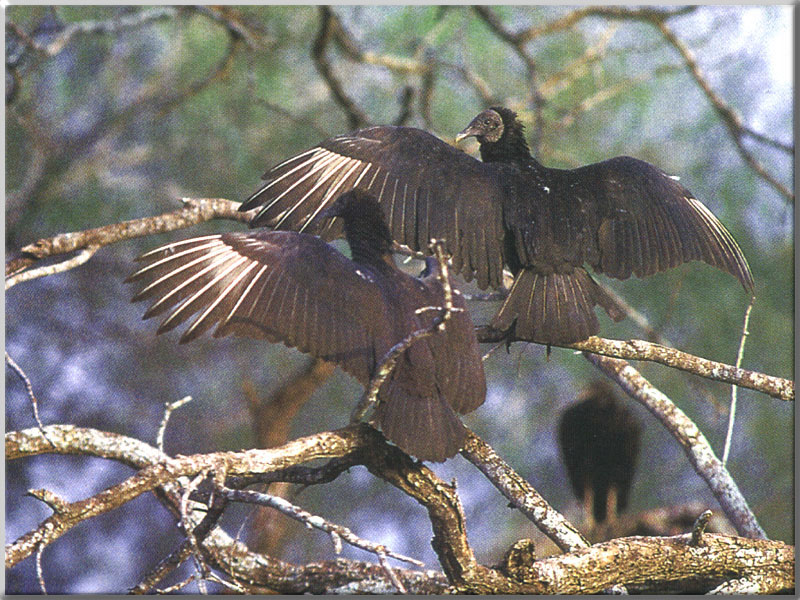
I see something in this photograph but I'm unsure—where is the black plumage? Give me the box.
[240,107,754,344]
[126,190,486,462]
[558,380,642,524]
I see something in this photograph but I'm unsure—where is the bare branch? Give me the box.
[502,532,792,594]
[7,424,792,593]
[6,198,249,278]
[584,353,766,539]
[472,7,545,154]
[722,300,753,465]
[460,431,589,552]
[5,352,53,447]
[477,330,793,402]
[156,396,192,454]
[5,245,99,290]
[312,7,371,129]
[222,487,423,569]
[7,8,179,57]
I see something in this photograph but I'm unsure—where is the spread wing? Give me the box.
[576,156,754,291]
[126,231,393,383]
[419,277,486,415]
[242,126,507,290]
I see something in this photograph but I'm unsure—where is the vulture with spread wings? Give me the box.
[241,107,754,344]
[128,190,486,462]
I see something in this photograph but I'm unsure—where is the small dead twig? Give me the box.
[5,245,99,290]
[722,300,753,466]
[5,352,54,447]
[691,510,714,546]
[36,542,47,594]
[222,487,420,591]
[156,396,192,454]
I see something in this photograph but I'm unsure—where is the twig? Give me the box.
[130,541,194,594]
[514,6,698,44]
[351,240,454,422]
[156,396,192,454]
[691,510,713,546]
[222,488,423,571]
[5,245,99,290]
[5,352,55,448]
[722,300,753,466]
[584,353,766,539]
[460,431,589,552]
[36,542,47,594]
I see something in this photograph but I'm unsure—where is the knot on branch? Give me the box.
[499,538,537,582]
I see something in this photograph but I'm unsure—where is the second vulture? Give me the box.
[241,107,754,344]
[127,190,486,462]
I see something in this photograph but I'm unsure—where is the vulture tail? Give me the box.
[491,268,625,344]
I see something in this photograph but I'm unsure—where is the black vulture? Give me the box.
[558,380,642,525]
[126,190,486,462]
[240,107,754,344]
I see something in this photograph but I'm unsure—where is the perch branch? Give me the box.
[476,329,793,401]
[222,488,423,568]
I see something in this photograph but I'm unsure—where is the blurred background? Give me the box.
[5,5,793,593]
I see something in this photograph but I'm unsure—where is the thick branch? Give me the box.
[585,353,766,539]
[502,532,793,594]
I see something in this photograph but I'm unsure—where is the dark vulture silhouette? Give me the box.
[558,380,642,525]
[127,190,486,462]
[240,107,754,344]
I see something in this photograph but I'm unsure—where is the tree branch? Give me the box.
[460,431,589,552]
[7,423,792,594]
[6,198,249,278]
[312,7,371,129]
[477,329,793,402]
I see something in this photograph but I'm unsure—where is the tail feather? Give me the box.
[491,268,625,344]
[375,383,468,462]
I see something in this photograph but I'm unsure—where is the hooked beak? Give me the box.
[454,125,479,144]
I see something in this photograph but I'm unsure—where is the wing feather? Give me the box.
[242,126,506,289]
